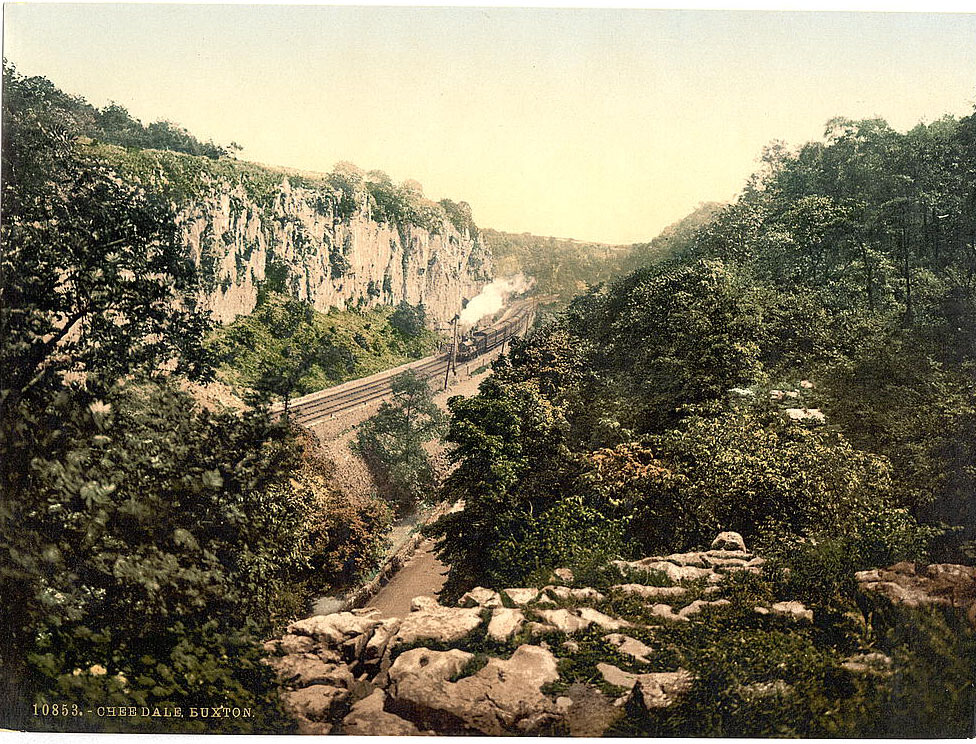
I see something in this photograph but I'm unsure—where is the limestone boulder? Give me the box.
[755,601,813,623]
[604,634,654,664]
[394,600,484,647]
[458,587,504,608]
[411,595,442,612]
[710,531,747,553]
[537,609,591,634]
[281,684,349,721]
[627,671,694,714]
[503,588,540,605]
[613,584,688,600]
[597,663,692,711]
[597,662,639,689]
[388,647,474,688]
[287,612,382,649]
[342,689,421,736]
[268,633,316,655]
[771,601,813,623]
[553,568,575,583]
[537,607,629,634]
[616,559,721,584]
[578,607,631,630]
[363,617,401,664]
[856,561,976,625]
[268,655,354,689]
[677,599,732,619]
[648,603,689,623]
[487,607,526,642]
[842,652,893,676]
[544,585,607,603]
[388,644,562,735]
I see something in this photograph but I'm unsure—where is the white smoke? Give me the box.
[459,274,535,327]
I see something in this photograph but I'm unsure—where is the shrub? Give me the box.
[0,383,311,731]
[609,407,903,555]
[353,371,445,514]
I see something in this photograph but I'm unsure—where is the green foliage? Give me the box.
[0,384,312,731]
[2,63,229,160]
[629,407,903,553]
[1,65,395,732]
[482,228,635,305]
[620,201,725,272]
[428,377,623,596]
[439,198,479,239]
[616,601,975,738]
[353,371,445,513]
[389,301,428,338]
[208,292,440,400]
[1,63,213,409]
[763,509,937,609]
[582,260,766,434]
[291,429,392,589]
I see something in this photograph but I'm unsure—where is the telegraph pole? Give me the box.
[444,314,459,390]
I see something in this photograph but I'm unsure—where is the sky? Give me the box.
[4,3,976,244]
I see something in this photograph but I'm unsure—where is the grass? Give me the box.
[207,292,442,398]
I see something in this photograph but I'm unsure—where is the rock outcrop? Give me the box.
[856,561,976,626]
[263,532,976,736]
[166,171,491,324]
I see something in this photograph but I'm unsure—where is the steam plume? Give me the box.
[459,274,535,327]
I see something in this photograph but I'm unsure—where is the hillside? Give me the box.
[481,229,633,304]
[420,110,976,735]
[266,530,976,736]
[208,292,440,401]
[4,65,492,329]
[4,57,976,738]
[91,144,491,325]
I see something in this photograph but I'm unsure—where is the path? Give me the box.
[366,539,448,617]
[307,350,492,617]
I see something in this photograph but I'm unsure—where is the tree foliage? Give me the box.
[435,104,976,599]
[354,371,446,513]
[1,63,213,412]
[1,63,392,731]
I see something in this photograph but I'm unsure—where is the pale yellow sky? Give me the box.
[4,4,976,243]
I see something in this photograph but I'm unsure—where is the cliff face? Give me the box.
[179,176,491,325]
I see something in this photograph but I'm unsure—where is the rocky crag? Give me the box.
[98,147,493,325]
[184,179,490,324]
[263,532,976,736]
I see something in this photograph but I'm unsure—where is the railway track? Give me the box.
[274,300,536,428]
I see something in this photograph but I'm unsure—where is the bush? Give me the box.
[0,383,312,731]
[353,371,445,514]
[389,301,428,338]
[762,509,938,609]
[608,407,902,555]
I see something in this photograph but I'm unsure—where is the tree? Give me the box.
[0,384,308,732]
[389,301,428,338]
[353,371,445,513]
[1,63,212,414]
[428,376,620,595]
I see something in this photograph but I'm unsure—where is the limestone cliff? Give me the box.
[94,145,492,325]
[183,177,491,324]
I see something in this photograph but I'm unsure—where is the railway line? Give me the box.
[273,299,536,428]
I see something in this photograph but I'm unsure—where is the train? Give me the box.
[453,306,535,363]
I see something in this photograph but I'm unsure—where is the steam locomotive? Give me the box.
[453,313,531,362]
